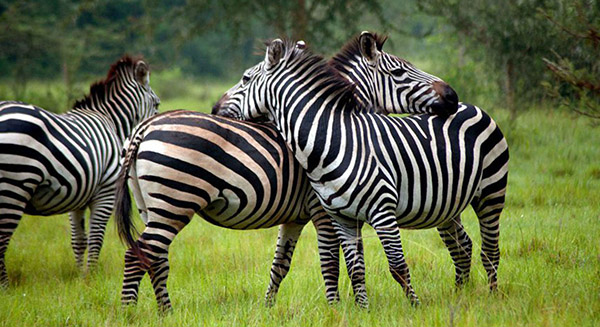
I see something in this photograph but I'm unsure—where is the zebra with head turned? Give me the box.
[115,40,457,311]
[325,32,509,303]
[0,56,159,288]
[216,37,508,306]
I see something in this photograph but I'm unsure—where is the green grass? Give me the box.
[1,82,599,326]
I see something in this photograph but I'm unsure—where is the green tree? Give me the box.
[418,0,561,120]
[540,0,599,119]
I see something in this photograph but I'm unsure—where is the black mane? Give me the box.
[280,39,371,112]
[73,55,143,110]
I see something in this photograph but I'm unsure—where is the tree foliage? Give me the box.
[540,0,600,119]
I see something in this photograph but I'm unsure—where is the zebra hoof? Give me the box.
[409,295,420,307]
[158,304,173,315]
[265,294,277,308]
[354,297,369,309]
[326,293,340,305]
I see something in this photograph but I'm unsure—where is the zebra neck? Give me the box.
[275,83,361,177]
[71,101,135,143]
[330,58,374,108]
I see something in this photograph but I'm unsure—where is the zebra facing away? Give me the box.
[216,38,508,306]
[115,39,457,311]
[0,56,159,288]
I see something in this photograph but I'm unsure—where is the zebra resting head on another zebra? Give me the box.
[0,55,159,289]
[330,31,458,116]
[216,37,508,306]
[213,32,459,119]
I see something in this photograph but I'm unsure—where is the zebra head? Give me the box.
[329,31,458,116]
[213,40,308,121]
[126,58,161,126]
[75,56,160,141]
[214,39,309,122]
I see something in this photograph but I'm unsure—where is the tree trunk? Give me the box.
[505,58,517,121]
[292,0,307,41]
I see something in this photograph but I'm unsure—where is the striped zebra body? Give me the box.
[0,56,159,287]
[117,37,457,310]
[326,33,508,303]
[116,110,343,311]
[218,38,508,305]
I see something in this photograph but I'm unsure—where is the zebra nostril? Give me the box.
[432,81,459,115]
[444,85,458,108]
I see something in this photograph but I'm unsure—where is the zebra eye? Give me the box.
[242,75,251,85]
[391,68,406,77]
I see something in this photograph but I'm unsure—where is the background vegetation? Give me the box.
[0,0,598,326]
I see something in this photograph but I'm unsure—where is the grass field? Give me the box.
[0,80,599,326]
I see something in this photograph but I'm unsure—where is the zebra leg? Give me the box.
[121,244,149,306]
[472,196,504,291]
[437,216,473,287]
[265,221,305,307]
[312,214,341,304]
[332,218,368,308]
[69,209,87,270]
[371,216,419,306]
[0,186,30,289]
[86,194,113,271]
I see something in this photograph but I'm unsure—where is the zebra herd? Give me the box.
[0,32,508,312]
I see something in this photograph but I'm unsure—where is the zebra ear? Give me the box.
[359,31,379,63]
[134,61,149,86]
[265,39,285,70]
[296,40,306,50]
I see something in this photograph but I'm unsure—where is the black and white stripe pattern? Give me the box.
[115,110,340,311]
[0,56,159,288]
[330,32,458,116]
[115,37,455,311]
[218,38,508,306]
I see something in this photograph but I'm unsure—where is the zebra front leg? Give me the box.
[86,195,113,271]
[371,216,419,306]
[437,216,473,287]
[312,214,341,304]
[69,209,87,270]
[265,221,305,307]
[332,218,368,308]
[0,192,29,289]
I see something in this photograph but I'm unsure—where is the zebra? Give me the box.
[0,56,160,288]
[215,38,508,306]
[114,40,457,311]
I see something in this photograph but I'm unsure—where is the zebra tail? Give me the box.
[115,130,148,265]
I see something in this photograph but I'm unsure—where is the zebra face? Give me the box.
[213,62,266,120]
[333,32,458,116]
[133,60,160,122]
[214,41,290,121]
[214,40,310,121]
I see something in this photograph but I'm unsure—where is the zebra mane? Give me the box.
[73,55,143,110]
[275,38,369,112]
[328,33,388,71]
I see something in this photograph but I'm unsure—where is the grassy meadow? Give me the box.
[0,77,599,326]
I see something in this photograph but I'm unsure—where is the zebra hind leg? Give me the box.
[121,244,149,306]
[437,216,473,287]
[371,214,419,306]
[265,221,305,307]
[332,218,368,308]
[69,210,87,270]
[472,196,504,291]
[312,214,341,304]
